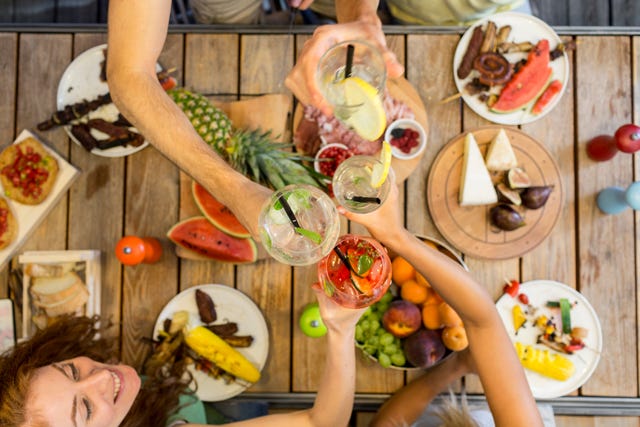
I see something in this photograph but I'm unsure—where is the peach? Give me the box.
[442,325,468,351]
[382,300,422,338]
[403,329,446,368]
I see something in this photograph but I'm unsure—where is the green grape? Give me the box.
[378,353,392,368]
[363,307,373,317]
[370,320,381,332]
[360,320,371,331]
[391,352,406,367]
[380,291,393,304]
[383,344,398,355]
[379,333,394,346]
[363,345,376,355]
[355,325,364,342]
[367,336,380,347]
[376,327,386,336]
[376,302,389,314]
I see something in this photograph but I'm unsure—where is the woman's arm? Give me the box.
[107,0,271,238]
[340,182,543,427]
[186,286,365,427]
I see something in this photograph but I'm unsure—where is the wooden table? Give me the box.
[1,28,639,425]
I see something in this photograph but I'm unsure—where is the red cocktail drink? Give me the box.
[317,234,392,308]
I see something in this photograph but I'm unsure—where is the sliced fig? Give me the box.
[490,204,525,231]
[496,183,522,206]
[507,167,531,189]
[521,186,553,209]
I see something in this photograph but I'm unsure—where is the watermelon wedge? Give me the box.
[491,39,552,114]
[192,181,251,238]
[167,216,257,263]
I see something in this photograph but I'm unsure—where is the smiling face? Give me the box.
[26,357,141,427]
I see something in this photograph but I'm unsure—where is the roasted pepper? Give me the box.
[515,341,575,381]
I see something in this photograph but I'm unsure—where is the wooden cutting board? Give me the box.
[427,126,564,260]
[292,77,429,183]
[176,94,291,261]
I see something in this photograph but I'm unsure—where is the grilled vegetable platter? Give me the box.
[149,284,269,401]
[495,279,602,398]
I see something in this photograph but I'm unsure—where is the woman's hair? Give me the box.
[0,315,192,427]
[428,387,479,427]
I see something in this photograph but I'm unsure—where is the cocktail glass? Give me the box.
[332,155,393,213]
[259,184,340,266]
[317,40,386,122]
[317,234,392,309]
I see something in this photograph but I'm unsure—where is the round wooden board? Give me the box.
[292,77,429,183]
[427,126,564,260]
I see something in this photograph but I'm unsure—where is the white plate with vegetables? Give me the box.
[153,284,269,401]
[453,12,569,125]
[495,280,602,398]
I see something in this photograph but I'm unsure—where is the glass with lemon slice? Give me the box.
[317,40,387,141]
[332,141,393,213]
[258,185,340,266]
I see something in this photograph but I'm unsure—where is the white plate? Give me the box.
[56,44,154,157]
[453,12,569,125]
[495,280,603,398]
[0,130,80,271]
[153,284,269,402]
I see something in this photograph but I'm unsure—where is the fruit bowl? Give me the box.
[313,143,352,178]
[355,236,468,371]
[385,118,427,160]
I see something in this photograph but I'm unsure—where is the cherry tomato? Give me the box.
[115,236,162,265]
[614,123,640,153]
[160,76,177,91]
[518,293,529,304]
[503,279,520,298]
[586,135,618,161]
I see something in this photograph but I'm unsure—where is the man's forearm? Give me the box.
[335,0,380,23]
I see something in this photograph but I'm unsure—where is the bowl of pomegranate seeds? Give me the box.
[314,143,353,179]
[385,118,427,160]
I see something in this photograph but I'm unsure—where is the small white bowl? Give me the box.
[314,143,351,176]
[384,118,427,160]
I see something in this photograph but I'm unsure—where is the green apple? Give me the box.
[299,303,327,338]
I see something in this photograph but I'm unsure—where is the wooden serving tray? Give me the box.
[292,77,429,183]
[427,126,563,260]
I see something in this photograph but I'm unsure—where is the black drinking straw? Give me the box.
[278,195,301,229]
[333,246,356,273]
[345,44,355,78]
[347,195,381,204]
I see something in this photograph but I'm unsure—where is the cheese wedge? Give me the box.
[459,133,498,206]
[485,129,518,171]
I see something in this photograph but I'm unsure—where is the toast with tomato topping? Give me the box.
[0,198,17,250]
[0,137,59,205]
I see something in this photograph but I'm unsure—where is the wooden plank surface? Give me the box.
[576,36,636,396]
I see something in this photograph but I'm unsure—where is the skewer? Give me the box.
[439,92,463,104]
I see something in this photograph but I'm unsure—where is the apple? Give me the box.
[382,300,421,338]
[586,135,617,161]
[615,123,640,153]
[299,303,327,338]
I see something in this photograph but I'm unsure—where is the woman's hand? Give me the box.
[336,172,405,246]
[312,283,366,333]
[284,20,404,116]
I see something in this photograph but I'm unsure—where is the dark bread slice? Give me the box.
[0,137,59,205]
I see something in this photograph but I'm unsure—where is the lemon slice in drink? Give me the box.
[341,76,386,141]
[371,141,392,188]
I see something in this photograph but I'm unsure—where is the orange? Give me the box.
[439,302,463,327]
[400,280,428,305]
[392,256,415,285]
[424,288,443,306]
[415,271,431,288]
[421,303,443,330]
[442,325,468,351]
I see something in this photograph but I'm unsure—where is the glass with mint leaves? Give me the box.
[259,184,340,266]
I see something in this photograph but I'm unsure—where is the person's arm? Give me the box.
[107,0,271,238]
[186,285,365,427]
[371,349,473,427]
[340,182,543,427]
[284,0,404,116]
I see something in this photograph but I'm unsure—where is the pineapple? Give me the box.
[169,88,325,190]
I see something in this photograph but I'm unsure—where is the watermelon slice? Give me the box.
[192,181,251,238]
[491,39,552,114]
[532,79,563,115]
[167,216,257,263]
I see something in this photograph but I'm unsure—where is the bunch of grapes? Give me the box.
[355,291,407,368]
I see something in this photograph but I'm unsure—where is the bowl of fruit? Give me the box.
[385,118,427,160]
[313,143,353,179]
[355,236,468,370]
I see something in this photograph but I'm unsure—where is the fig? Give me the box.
[490,204,525,231]
[521,186,553,209]
[496,182,522,206]
[507,167,531,189]
[196,289,217,324]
